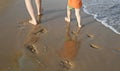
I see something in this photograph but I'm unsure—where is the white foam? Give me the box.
[83,6,120,35]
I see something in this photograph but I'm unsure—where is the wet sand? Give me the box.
[0,0,120,71]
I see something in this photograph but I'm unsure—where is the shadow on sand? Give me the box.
[19,21,81,71]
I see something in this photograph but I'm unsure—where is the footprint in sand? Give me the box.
[59,59,75,71]
[23,26,48,55]
[87,34,94,38]
[33,27,48,35]
[31,25,48,35]
[90,43,100,49]
[24,44,38,54]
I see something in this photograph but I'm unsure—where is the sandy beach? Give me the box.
[0,0,120,71]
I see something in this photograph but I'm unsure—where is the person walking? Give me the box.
[25,0,42,25]
[65,0,82,28]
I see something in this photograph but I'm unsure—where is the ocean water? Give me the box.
[82,0,120,34]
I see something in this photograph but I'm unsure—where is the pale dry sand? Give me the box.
[0,0,120,71]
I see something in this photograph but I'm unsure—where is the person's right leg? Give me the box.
[75,9,81,28]
[35,0,41,16]
[25,0,38,25]
[35,0,42,23]
[65,6,71,23]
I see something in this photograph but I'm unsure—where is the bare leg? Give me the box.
[35,0,41,15]
[25,0,37,25]
[65,6,71,23]
[75,9,81,28]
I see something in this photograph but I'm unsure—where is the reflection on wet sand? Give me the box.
[19,24,48,71]
[19,21,81,71]
[59,23,81,70]
[24,25,47,54]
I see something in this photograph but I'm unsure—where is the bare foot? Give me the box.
[78,24,81,28]
[65,17,70,23]
[29,19,38,25]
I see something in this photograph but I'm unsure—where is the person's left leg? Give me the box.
[75,9,81,28]
[25,0,38,25]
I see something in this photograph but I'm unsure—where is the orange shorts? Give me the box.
[68,0,82,9]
